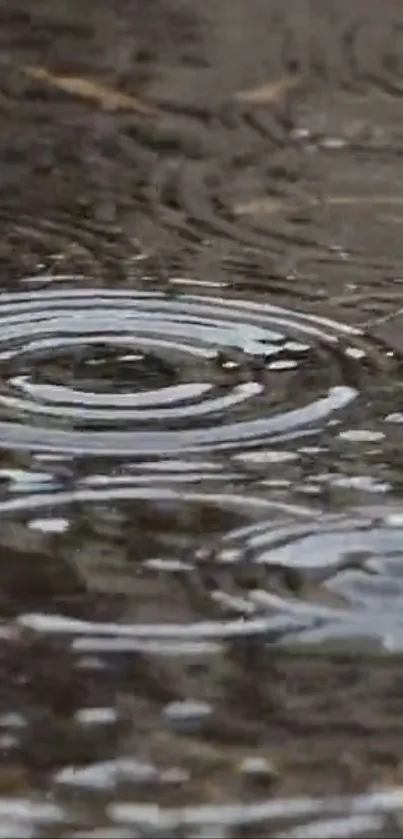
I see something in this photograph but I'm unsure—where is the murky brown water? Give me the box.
[3,0,403,835]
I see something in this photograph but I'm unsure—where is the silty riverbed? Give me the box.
[2,0,403,835]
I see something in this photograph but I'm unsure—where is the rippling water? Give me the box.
[0,288,363,452]
[3,0,403,835]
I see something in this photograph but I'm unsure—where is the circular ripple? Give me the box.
[5,488,403,839]
[11,489,403,650]
[0,212,140,283]
[137,0,403,287]
[219,504,403,649]
[3,485,317,643]
[0,288,367,456]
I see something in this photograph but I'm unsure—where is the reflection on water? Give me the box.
[5,0,403,834]
[0,288,363,453]
[3,486,403,649]
[1,486,403,833]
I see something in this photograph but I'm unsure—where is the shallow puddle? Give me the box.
[2,0,403,835]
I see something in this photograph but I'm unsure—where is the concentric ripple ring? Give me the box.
[0,288,360,455]
[9,485,319,643]
[11,488,403,649]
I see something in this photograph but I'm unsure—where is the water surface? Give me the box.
[2,0,403,835]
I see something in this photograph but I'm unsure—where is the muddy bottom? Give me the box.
[2,0,403,835]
